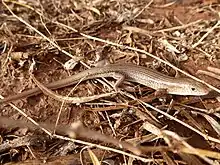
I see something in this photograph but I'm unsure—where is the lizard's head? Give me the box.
[168,78,210,96]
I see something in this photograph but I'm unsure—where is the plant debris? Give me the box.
[0,0,220,164]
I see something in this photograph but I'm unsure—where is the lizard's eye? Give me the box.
[191,87,196,91]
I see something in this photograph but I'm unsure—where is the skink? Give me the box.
[0,63,210,104]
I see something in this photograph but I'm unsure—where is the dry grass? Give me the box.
[0,0,220,164]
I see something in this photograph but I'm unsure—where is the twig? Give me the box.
[192,20,220,48]
[197,70,220,81]
[120,91,220,144]
[2,1,82,61]
[153,20,202,33]
[0,95,52,136]
[208,66,220,75]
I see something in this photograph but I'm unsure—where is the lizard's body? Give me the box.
[0,64,210,104]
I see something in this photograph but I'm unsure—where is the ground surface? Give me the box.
[0,0,220,164]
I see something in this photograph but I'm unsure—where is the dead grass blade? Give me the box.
[87,148,101,165]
